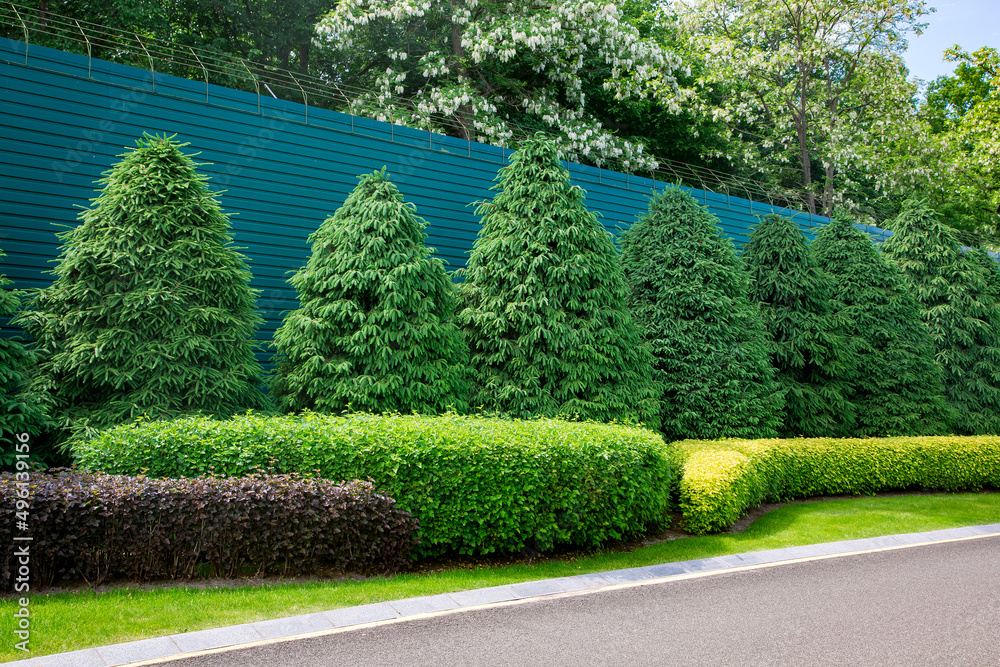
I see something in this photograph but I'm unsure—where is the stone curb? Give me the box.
[11,523,1000,666]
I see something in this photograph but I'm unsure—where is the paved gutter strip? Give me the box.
[12,523,1000,667]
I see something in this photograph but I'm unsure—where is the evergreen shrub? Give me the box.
[882,200,1000,434]
[16,135,267,446]
[271,168,469,415]
[75,412,675,558]
[811,214,952,436]
[456,134,661,429]
[0,247,48,464]
[742,213,854,437]
[620,186,782,441]
[0,470,417,588]
[674,436,1000,534]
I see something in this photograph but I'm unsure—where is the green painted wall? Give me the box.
[0,37,830,354]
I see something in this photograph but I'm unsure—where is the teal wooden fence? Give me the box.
[0,37,831,352]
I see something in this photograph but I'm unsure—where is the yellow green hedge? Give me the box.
[673,436,1000,534]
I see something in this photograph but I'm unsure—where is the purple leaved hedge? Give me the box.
[0,470,418,589]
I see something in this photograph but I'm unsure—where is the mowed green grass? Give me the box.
[2,492,998,662]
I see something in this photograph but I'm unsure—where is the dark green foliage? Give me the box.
[270,169,469,415]
[456,135,661,428]
[16,135,266,446]
[882,201,1000,434]
[811,214,953,436]
[75,412,675,558]
[674,435,1000,534]
[742,213,854,437]
[0,249,48,466]
[0,470,416,588]
[619,186,782,441]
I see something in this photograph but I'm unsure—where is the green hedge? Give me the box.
[674,436,1000,534]
[75,412,674,558]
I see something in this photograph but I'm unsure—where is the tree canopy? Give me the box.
[678,0,930,217]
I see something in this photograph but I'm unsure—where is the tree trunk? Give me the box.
[449,0,472,140]
[797,119,815,215]
[823,163,835,217]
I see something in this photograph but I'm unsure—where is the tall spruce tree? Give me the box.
[17,135,266,446]
[619,186,782,441]
[811,214,952,436]
[742,213,854,437]
[456,135,661,428]
[882,201,1000,434]
[270,168,469,414]
[1,248,48,464]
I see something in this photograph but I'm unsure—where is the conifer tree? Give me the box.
[270,169,469,414]
[17,135,266,446]
[742,213,854,437]
[456,135,661,428]
[882,201,1000,434]
[620,186,782,441]
[1,248,48,463]
[811,214,952,436]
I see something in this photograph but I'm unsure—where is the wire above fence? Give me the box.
[5,0,984,244]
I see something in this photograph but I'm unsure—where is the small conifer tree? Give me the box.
[457,135,661,428]
[742,213,854,437]
[882,201,1000,434]
[620,186,782,441]
[1,248,48,463]
[811,214,952,436]
[270,169,469,414]
[17,135,266,446]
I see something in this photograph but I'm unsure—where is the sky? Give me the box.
[902,0,1000,83]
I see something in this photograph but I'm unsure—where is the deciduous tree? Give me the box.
[680,0,930,216]
[316,0,687,170]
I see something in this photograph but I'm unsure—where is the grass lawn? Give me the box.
[2,492,999,662]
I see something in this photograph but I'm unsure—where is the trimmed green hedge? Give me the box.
[75,412,674,558]
[674,436,1000,534]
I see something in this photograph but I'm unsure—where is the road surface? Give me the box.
[169,535,1000,666]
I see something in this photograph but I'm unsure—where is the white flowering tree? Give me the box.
[316,0,688,170]
[679,0,930,216]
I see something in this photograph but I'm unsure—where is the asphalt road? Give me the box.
[170,536,1000,666]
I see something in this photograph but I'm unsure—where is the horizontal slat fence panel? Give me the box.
[1,37,832,365]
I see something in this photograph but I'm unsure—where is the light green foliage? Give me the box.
[620,186,781,441]
[16,135,266,446]
[811,214,952,436]
[742,213,853,437]
[673,435,1000,534]
[881,201,1000,434]
[680,0,929,216]
[0,248,48,464]
[75,412,675,558]
[270,169,469,415]
[456,135,661,428]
